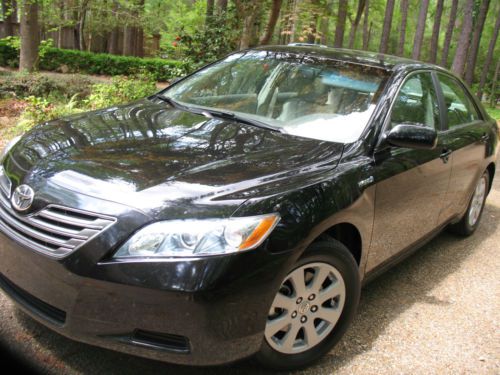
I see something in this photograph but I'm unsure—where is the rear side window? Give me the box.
[390,72,440,130]
[437,74,480,128]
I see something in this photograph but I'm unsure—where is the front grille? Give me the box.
[0,177,116,258]
[0,273,66,326]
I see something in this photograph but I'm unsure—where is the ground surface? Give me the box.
[0,168,499,374]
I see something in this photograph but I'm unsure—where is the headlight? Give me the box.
[114,213,280,258]
[0,135,21,162]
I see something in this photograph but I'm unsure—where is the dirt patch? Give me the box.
[0,99,26,118]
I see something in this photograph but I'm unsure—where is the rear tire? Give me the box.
[256,240,360,370]
[448,171,489,236]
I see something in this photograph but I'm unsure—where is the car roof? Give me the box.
[252,44,446,72]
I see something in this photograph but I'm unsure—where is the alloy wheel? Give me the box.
[468,175,487,227]
[265,262,346,354]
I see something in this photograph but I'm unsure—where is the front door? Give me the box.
[366,71,451,272]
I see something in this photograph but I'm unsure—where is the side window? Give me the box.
[437,74,480,128]
[390,72,440,130]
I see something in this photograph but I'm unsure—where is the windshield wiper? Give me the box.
[155,95,283,133]
[200,109,283,133]
[155,95,193,112]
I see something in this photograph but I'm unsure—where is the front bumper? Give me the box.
[0,229,295,365]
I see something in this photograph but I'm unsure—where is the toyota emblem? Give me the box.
[11,184,35,212]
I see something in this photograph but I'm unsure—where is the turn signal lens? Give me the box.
[239,215,280,250]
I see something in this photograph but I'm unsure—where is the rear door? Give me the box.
[434,73,490,223]
[366,71,452,272]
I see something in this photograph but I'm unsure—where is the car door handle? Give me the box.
[440,149,452,163]
[480,134,489,143]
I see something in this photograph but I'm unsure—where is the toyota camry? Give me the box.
[0,45,497,370]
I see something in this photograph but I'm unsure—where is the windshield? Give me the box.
[161,50,389,143]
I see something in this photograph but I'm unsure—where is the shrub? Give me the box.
[9,95,84,136]
[0,36,19,67]
[0,36,190,80]
[0,72,94,100]
[85,72,157,110]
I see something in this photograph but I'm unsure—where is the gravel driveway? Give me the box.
[1,171,499,374]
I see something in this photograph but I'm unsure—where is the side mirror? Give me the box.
[385,124,438,150]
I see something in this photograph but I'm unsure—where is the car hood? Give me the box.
[5,99,344,219]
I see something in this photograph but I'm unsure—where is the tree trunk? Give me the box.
[489,59,500,108]
[236,0,261,49]
[134,0,145,57]
[451,0,474,77]
[288,0,300,43]
[348,0,366,49]
[464,0,491,85]
[206,0,214,25]
[107,1,119,54]
[135,27,144,57]
[1,0,16,38]
[259,0,282,45]
[108,28,119,54]
[333,0,348,48]
[477,9,500,99]
[379,0,395,54]
[215,0,227,14]
[123,26,135,56]
[240,13,257,49]
[362,0,369,50]
[19,0,40,72]
[440,0,459,67]
[306,0,320,43]
[78,2,88,51]
[396,0,408,56]
[411,0,429,60]
[319,16,328,45]
[428,0,444,63]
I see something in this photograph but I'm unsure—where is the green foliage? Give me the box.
[10,95,84,136]
[0,36,20,67]
[85,72,157,110]
[0,72,94,100]
[0,37,189,81]
[0,68,159,137]
[485,107,500,120]
[39,48,188,80]
[174,14,239,68]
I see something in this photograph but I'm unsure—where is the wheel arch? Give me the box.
[314,222,362,266]
[486,162,495,193]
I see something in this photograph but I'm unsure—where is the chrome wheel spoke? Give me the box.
[265,315,292,339]
[289,269,307,296]
[316,306,342,325]
[272,292,295,310]
[309,266,329,293]
[281,323,301,351]
[318,280,344,303]
[303,320,321,347]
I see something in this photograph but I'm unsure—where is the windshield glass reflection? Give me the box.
[163,51,389,143]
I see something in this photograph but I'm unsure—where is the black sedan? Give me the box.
[0,45,497,370]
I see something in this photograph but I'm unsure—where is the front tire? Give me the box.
[448,171,489,236]
[256,240,360,370]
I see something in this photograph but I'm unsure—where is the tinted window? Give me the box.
[390,73,440,129]
[437,74,480,128]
